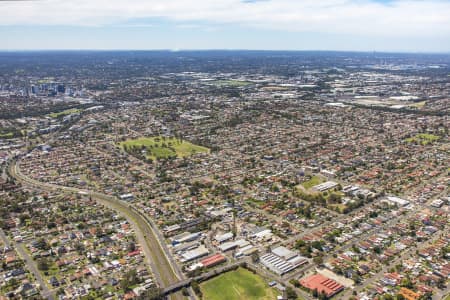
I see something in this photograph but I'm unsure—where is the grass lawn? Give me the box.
[44,260,62,278]
[246,197,266,207]
[408,101,427,108]
[300,176,324,189]
[212,80,252,87]
[0,132,14,139]
[48,108,81,118]
[120,136,209,160]
[405,133,440,145]
[200,268,278,300]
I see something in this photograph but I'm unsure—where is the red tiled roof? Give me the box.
[127,250,141,257]
[200,253,226,268]
[299,274,344,297]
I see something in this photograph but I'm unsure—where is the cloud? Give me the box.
[0,0,449,38]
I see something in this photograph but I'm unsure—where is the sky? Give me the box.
[1,0,450,52]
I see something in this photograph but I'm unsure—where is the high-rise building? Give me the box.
[57,84,65,93]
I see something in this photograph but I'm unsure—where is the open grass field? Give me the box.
[300,175,325,189]
[405,133,440,145]
[408,101,427,108]
[48,108,81,118]
[200,268,278,300]
[37,77,55,84]
[0,132,14,139]
[120,136,209,160]
[211,80,252,87]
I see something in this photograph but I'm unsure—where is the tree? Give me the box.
[313,256,324,265]
[400,276,414,289]
[74,242,85,255]
[138,287,163,300]
[295,239,306,249]
[56,288,65,295]
[37,258,50,271]
[312,288,319,297]
[328,193,342,204]
[436,276,446,289]
[181,287,189,296]
[36,238,50,250]
[127,242,136,252]
[419,291,433,300]
[285,286,297,300]
[191,280,202,297]
[120,269,139,291]
[319,291,329,300]
[289,279,300,288]
[251,252,259,263]
[311,240,323,251]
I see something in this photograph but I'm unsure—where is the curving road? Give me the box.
[9,159,185,300]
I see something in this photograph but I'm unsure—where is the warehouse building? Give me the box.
[299,274,344,298]
[260,246,308,275]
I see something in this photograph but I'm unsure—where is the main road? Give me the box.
[8,159,185,300]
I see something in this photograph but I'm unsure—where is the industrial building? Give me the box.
[260,246,308,275]
[299,274,344,298]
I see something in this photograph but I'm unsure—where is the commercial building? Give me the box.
[384,196,410,207]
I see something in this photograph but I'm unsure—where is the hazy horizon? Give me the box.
[0,49,449,55]
[1,0,450,52]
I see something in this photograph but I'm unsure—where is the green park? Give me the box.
[120,136,209,160]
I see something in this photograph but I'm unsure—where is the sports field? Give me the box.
[200,268,278,300]
[48,108,81,118]
[120,136,209,160]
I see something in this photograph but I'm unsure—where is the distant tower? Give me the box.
[57,84,66,94]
